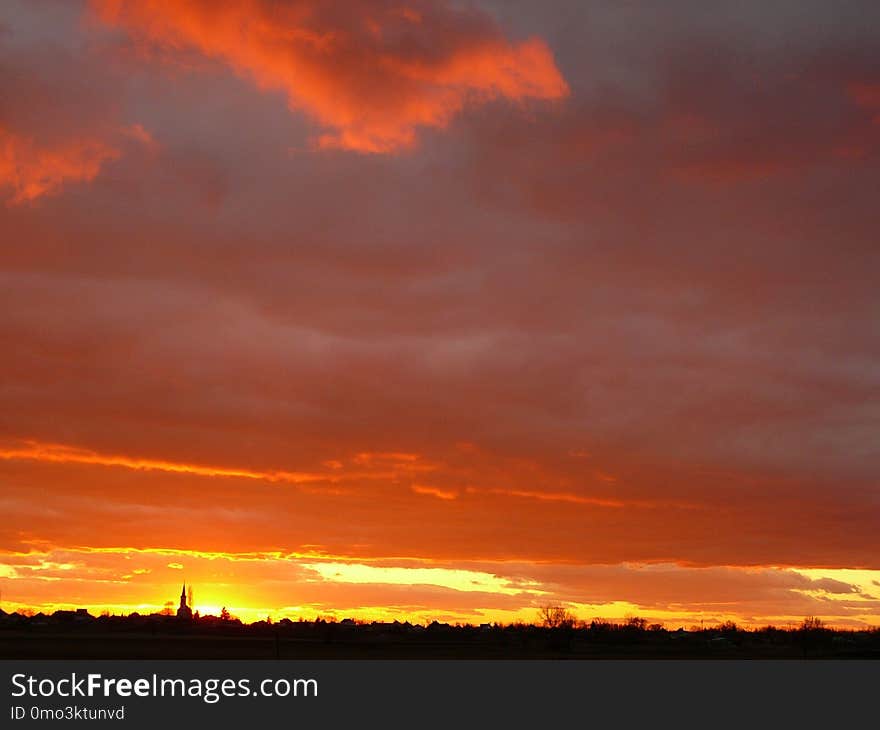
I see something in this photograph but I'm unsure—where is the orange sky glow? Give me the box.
[1,0,879,629]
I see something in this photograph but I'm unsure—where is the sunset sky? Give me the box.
[2,0,879,628]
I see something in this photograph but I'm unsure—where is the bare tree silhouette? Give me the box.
[538,604,577,628]
[801,616,825,631]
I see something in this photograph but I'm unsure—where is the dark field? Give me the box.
[3,620,879,659]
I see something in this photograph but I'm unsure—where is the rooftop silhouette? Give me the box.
[2,605,878,660]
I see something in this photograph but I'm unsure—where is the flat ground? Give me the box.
[3,631,877,659]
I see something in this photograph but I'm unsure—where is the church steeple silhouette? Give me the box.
[176,582,193,620]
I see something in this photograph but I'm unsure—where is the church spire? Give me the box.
[176,583,192,620]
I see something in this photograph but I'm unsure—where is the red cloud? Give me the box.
[849,82,880,126]
[91,0,569,152]
[0,126,120,204]
[848,82,880,110]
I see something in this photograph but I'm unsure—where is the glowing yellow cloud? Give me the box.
[301,561,540,596]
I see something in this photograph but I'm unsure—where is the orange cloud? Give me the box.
[483,487,626,508]
[91,0,569,152]
[0,126,120,204]
[0,440,440,492]
[411,484,458,500]
[122,122,158,148]
[0,440,326,484]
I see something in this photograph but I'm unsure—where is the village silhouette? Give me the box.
[2,584,879,659]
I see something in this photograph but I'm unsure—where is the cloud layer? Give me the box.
[3,547,878,627]
[0,127,119,203]
[92,0,568,151]
[1,0,879,626]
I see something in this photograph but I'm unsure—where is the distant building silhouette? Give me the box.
[176,583,193,620]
